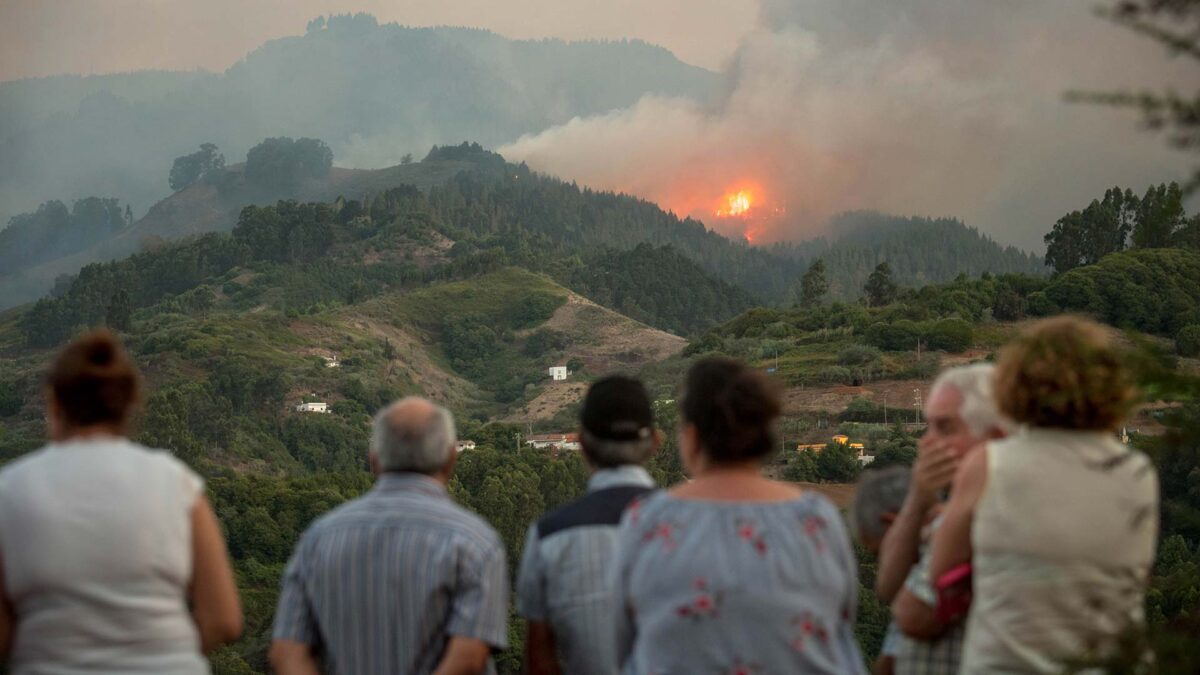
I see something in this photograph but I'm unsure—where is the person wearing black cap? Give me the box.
[516,375,660,675]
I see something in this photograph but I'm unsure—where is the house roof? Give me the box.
[526,433,579,443]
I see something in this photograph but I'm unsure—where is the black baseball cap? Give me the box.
[580,375,654,441]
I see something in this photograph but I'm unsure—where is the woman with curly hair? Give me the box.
[930,316,1159,673]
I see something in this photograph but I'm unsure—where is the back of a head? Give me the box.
[371,397,457,474]
[931,362,1012,437]
[995,316,1137,432]
[681,356,782,464]
[47,328,141,432]
[579,375,656,468]
[851,466,911,546]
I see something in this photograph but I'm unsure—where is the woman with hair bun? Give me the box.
[0,329,242,673]
[930,316,1159,673]
[611,356,866,674]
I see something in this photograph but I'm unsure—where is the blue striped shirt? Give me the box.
[516,466,656,675]
[273,473,509,675]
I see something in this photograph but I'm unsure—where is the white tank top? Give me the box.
[963,428,1159,674]
[0,438,208,674]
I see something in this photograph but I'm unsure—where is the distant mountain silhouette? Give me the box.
[0,13,718,227]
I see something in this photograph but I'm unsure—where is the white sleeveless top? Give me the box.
[0,438,208,674]
[963,428,1159,674]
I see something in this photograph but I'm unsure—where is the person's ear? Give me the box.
[679,424,702,476]
[880,511,898,526]
[438,447,459,482]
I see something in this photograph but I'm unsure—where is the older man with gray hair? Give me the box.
[875,363,1011,675]
[270,397,508,675]
[517,375,660,675]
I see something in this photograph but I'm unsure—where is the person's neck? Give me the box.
[688,461,763,482]
[53,425,124,443]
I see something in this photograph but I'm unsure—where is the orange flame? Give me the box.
[716,190,754,218]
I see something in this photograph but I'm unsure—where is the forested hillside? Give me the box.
[0,13,718,227]
[800,212,1045,299]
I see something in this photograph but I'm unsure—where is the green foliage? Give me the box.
[870,426,919,469]
[564,244,757,336]
[1177,325,1200,357]
[0,197,130,277]
[865,320,920,351]
[798,258,829,307]
[1132,182,1188,249]
[814,442,862,483]
[837,344,881,366]
[0,380,23,417]
[864,262,898,307]
[1044,187,1138,273]
[783,450,819,482]
[169,143,226,191]
[523,328,568,358]
[810,212,1045,300]
[1043,248,1200,335]
[924,318,974,352]
[244,137,333,191]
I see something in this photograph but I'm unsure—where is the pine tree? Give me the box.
[799,259,829,307]
[864,262,898,307]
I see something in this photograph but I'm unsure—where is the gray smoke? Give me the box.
[500,0,1193,249]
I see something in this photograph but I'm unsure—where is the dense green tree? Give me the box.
[864,262,898,307]
[783,450,819,482]
[104,289,132,331]
[1044,187,1138,273]
[245,137,333,191]
[1133,182,1187,248]
[814,442,861,482]
[799,259,830,307]
[1177,325,1200,357]
[169,143,225,191]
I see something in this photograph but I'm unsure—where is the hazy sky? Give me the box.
[0,0,756,81]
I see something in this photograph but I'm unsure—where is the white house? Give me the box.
[324,354,341,368]
[295,401,330,413]
[525,433,581,451]
[857,454,877,466]
[456,440,477,453]
[549,366,568,381]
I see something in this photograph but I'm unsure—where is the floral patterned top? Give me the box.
[611,491,867,675]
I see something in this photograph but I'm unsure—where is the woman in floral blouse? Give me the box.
[611,356,866,674]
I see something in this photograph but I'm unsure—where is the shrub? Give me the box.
[924,318,974,352]
[838,344,881,366]
[865,320,920,351]
[1177,325,1200,358]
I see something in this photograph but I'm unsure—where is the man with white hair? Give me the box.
[516,376,660,675]
[875,363,1010,675]
[270,397,508,675]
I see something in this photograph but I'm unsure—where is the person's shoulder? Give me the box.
[303,492,374,535]
[0,445,53,486]
[536,485,659,540]
[441,499,505,553]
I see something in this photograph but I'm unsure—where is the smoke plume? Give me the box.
[500,0,1193,249]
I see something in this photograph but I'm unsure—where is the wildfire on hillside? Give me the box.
[710,185,785,244]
